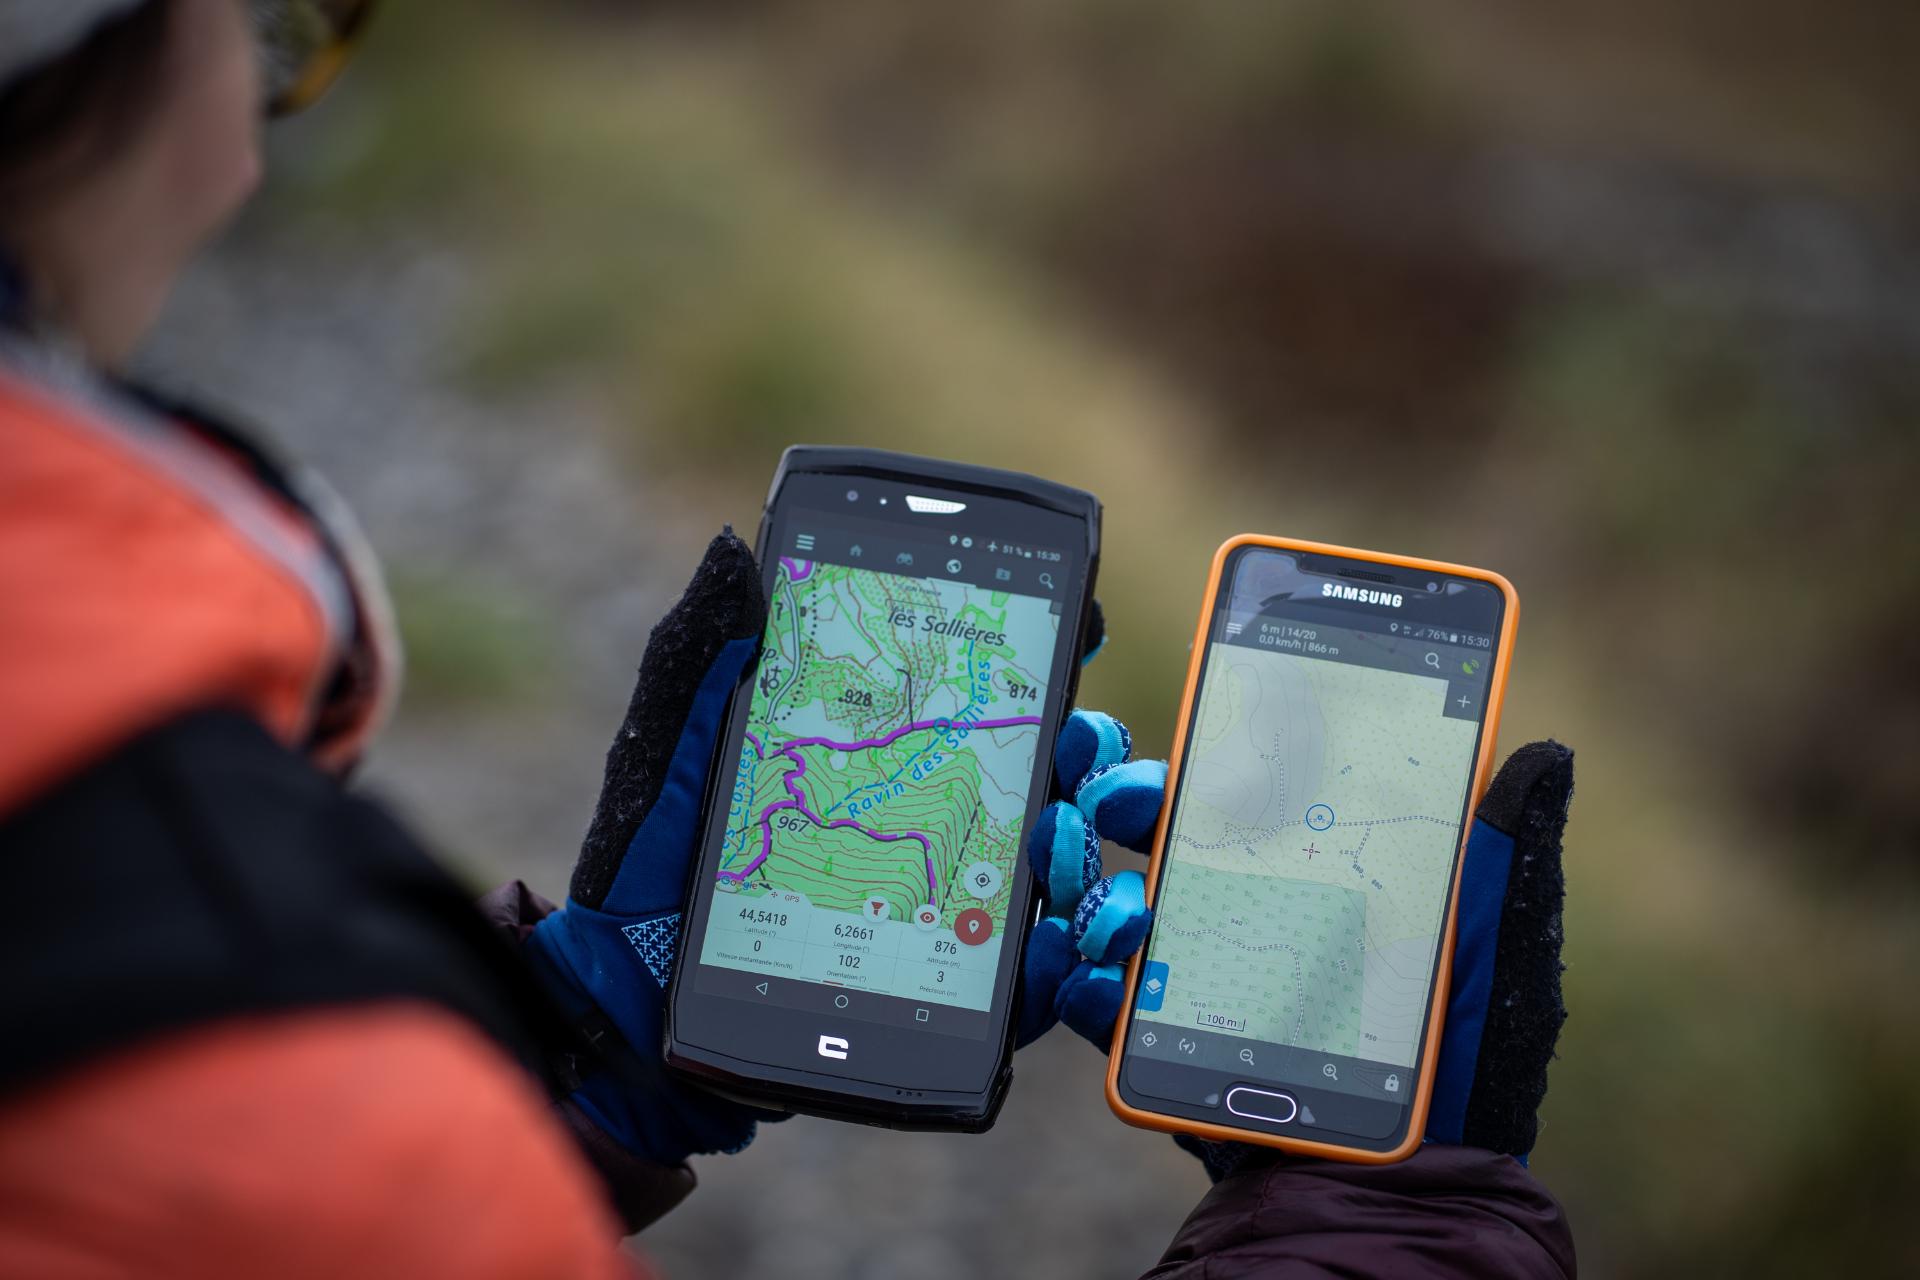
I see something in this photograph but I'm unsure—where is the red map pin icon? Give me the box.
[954,908,993,946]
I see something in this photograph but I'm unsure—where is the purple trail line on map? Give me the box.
[778,556,814,583]
[720,715,1043,897]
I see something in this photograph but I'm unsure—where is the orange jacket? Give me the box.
[0,351,641,1277]
[0,1006,636,1279]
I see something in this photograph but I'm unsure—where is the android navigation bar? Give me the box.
[694,963,992,1042]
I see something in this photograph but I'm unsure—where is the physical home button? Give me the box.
[1225,1086,1298,1126]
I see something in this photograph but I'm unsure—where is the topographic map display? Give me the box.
[1138,641,1476,1068]
[698,557,1059,1011]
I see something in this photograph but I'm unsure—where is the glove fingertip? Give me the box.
[1076,759,1167,851]
[1079,599,1108,667]
[1072,870,1151,964]
[1027,916,1075,974]
[573,532,769,909]
[1055,710,1133,795]
[1057,962,1127,1049]
[1029,801,1101,912]
[1028,802,1061,867]
[1105,906,1152,963]
[1017,917,1078,1048]
[715,1120,758,1155]
[659,530,770,654]
[1475,740,1573,839]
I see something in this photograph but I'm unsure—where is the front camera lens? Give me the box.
[846,489,860,502]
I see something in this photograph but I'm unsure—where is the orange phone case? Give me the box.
[1104,534,1521,1163]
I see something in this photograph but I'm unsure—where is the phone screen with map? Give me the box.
[669,453,1098,1129]
[1113,541,1512,1159]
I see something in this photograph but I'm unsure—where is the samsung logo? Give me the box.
[1322,582,1403,608]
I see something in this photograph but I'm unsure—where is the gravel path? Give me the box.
[141,214,1204,1280]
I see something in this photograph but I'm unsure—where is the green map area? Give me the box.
[714,558,1056,929]
[1147,866,1366,1054]
[1137,641,1476,1066]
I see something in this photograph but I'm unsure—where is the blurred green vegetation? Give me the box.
[388,568,555,707]
[278,0,1919,1273]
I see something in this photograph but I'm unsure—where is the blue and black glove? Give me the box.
[1016,709,1167,1047]
[516,533,1118,1207]
[1016,712,1573,1182]
[523,533,782,1192]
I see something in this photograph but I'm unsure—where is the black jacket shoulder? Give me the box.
[0,709,569,1097]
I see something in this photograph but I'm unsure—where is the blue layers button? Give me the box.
[1137,960,1169,1012]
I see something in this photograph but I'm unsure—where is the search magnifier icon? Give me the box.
[1039,572,1055,589]
[1424,652,1441,671]
[1239,1048,1256,1066]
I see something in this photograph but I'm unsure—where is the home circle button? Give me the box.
[1225,1086,1298,1126]
[833,994,850,1009]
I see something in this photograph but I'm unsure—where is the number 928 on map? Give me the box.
[666,448,1102,1132]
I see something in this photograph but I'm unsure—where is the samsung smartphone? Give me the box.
[667,447,1101,1130]
[1107,535,1518,1161]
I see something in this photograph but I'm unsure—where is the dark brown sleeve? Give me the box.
[476,880,697,1234]
[1144,1144,1576,1279]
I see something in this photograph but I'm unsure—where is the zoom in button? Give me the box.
[1225,1085,1298,1126]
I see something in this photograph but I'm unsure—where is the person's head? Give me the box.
[0,0,261,367]
[0,0,369,369]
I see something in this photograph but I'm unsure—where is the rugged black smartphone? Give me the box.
[665,447,1101,1131]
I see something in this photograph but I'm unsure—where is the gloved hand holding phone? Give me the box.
[1017,710,1572,1180]
[509,525,1121,1221]
[500,533,781,1229]
[506,529,1115,1226]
